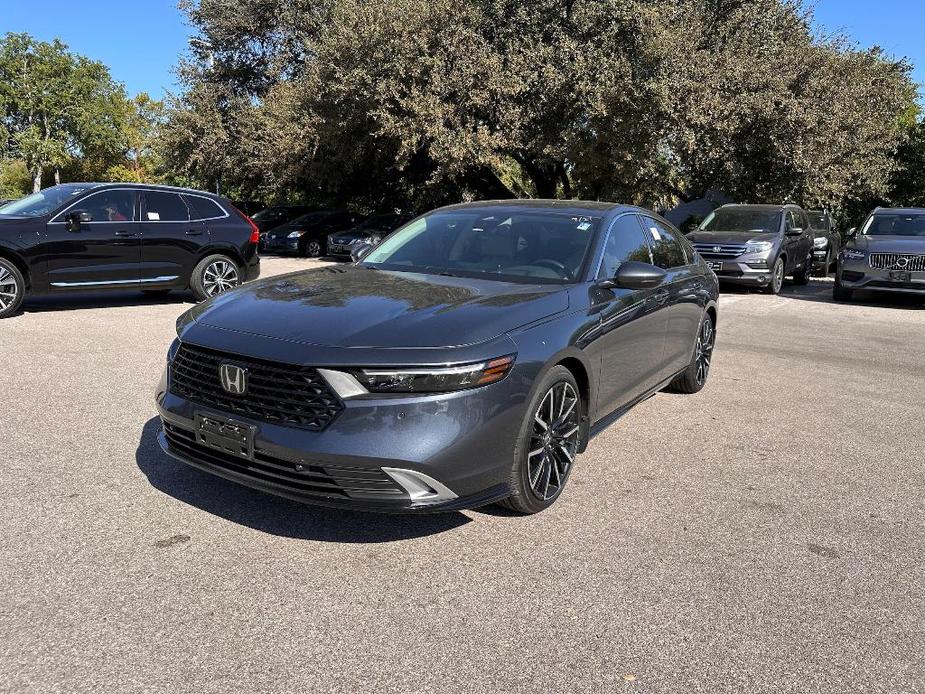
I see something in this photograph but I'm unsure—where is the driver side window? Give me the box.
[597,215,652,279]
[69,190,136,223]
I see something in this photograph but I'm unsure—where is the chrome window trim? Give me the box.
[48,188,229,224]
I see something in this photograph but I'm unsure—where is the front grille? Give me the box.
[869,253,925,272]
[693,243,748,259]
[169,343,343,430]
[162,422,405,501]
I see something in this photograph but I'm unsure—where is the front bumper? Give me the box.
[838,258,925,296]
[700,259,776,287]
[326,242,354,258]
[153,363,523,513]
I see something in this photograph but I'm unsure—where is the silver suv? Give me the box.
[687,204,814,294]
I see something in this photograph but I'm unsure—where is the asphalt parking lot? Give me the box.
[2,255,923,694]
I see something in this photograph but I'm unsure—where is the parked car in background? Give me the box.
[262,209,365,257]
[326,212,414,260]
[687,203,814,294]
[156,200,718,514]
[834,207,925,302]
[251,204,316,233]
[0,183,260,318]
[808,209,840,276]
[232,200,266,217]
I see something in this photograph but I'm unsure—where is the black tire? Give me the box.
[301,237,324,258]
[0,258,25,318]
[190,254,241,302]
[792,255,812,285]
[499,366,583,515]
[813,250,831,278]
[764,256,785,294]
[833,274,854,302]
[666,311,716,394]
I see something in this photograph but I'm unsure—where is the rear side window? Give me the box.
[643,217,688,269]
[183,195,226,220]
[144,192,189,222]
[597,215,652,279]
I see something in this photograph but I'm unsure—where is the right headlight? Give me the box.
[288,230,304,238]
[347,356,516,394]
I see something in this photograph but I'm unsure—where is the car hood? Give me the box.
[686,230,779,245]
[849,235,925,253]
[187,265,570,349]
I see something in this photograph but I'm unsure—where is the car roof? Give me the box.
[434,199,642,217]
[872,207,925,215]
[71,182,224,200]
[717,203,799,211]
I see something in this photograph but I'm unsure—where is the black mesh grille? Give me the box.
[169,343,343,430]
[162,422,405,500]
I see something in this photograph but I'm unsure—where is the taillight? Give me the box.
[231,205,260,244]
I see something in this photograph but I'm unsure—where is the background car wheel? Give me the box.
[190,254,241,301]
[764,257,785,294]
[301,239,323,258]
[499,366,583,515]
[0,258,25,318]
[792,255,812,285]
[833,275,854,302]
[666,312,716,394]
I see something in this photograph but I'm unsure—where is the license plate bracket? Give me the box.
[889,269,912,282]
[195,412,255,460]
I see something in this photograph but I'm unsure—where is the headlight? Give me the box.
[287,230,304,238]
[350,355,515,393]
[843,248,866,259]
[813,237,829,249]
[745,242,773,254]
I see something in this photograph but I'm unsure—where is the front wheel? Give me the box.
[190,254,241,301]
[764,257,785,294]
[666,312,716,394]
[792,255,812,285]
[499,366,583,515]
[301,238,324,258]
[0,258,25,318]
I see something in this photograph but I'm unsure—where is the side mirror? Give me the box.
[846,227,857,238]
[64,210,92,232]
[602,261,667,290]
[351,241,374,262]
[785,226,804,237]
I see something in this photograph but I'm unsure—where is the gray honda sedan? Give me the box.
[155,201,719,514]
[835,207,925,302]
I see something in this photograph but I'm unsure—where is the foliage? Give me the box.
[0,158,30,198]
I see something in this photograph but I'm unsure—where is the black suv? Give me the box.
[0,183,260,318]
[686,204,814,294]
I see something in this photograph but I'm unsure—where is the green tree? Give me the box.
[0,33,129,192]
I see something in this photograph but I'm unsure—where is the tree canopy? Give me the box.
[164,0,921,217]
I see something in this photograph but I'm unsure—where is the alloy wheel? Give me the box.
[0,263,19,312]
[528,381,581,501]
[306,240,322,257]
[772,259,784,293]
[202,260,239,296]
[694,317,715,386]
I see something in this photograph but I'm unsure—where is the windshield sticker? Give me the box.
[147,212,161,221]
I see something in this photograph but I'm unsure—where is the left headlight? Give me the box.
[745,241,773,254]
[348,355,516,394]
[813,237,829,249]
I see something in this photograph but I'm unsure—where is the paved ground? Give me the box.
[2,256,923,694]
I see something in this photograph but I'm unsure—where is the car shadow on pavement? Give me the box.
[135,417,471,542]
[22,289,194,314]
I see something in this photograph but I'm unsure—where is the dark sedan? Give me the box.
[251,205,316,233]
[327,213,413,259]
[261,210,364,257]
[155,201,718,514]
[834,207,925,301]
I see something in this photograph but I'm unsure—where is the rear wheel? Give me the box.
[792,255,812,285]
[191,254,241,301]
[499,366,582,515]
[666,312,716,394]
[0,258,25,318]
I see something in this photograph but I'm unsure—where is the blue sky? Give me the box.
[1,1,923,99]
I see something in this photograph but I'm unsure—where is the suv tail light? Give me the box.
[231,205,260,244]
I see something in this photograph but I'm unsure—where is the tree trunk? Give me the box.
[33,165,42,193]
[54,168,61,185]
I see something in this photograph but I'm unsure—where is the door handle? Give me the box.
[114,230,139,238]
[185,230,203,236]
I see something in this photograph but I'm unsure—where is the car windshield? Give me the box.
[251,207,286,222]
[698,208,782,234]
[862,214,925,237]
[361,209,599,283]
[808,212,828,229]
[0,184,97,217]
